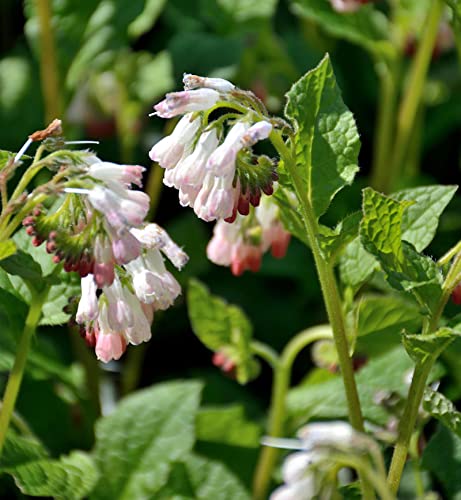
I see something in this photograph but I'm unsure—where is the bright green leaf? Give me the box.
[318,212,361,260]
[360,188,443,313]
[393,185,457,252]
[0,250,43,285]
[402,327,461,365]
[217,0,278,20]
[0,240,17,262]
[339,237,378,289]
[133,51,174,104]
[0,431,48,470]
[423,387,461,438]
[290,0,390,55]
[155,453,251,499]
[287,347,415,425]
[91,381,202,499]
[274,186,309,247]
[10,451,98,500]
[187,280,259,384]
[285,54,360,219]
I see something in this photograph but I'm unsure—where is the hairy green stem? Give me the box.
[36,0,61,123]
[252,327,332,500]
[386,0,444,192]
[270,131,364,432]
[0,289,48,456]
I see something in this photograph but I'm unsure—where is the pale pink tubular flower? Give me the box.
[154,89,220,119]
[95,303,127,362]
[183,73,235,92]
[172,129,220,200]
[241,121,273,148]
[88,161,145,188]
[76,275,99,323]
[149,113,201,169]
[93,235,115,288]
[194,173,236,221]
[110,227,141,264]
[206,121,250,177]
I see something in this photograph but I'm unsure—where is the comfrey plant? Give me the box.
[0,119,186,456]
[183,53,461,499]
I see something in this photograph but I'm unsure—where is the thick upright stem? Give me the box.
[271,131,364,433]
[386,0,444,192]
[36,0,61,123]
[0,290,48,456]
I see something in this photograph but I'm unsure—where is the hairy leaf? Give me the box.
[318,212,361,260]
[188,279,259,384]
[402,327,461,365]
[423,387,461,437]
[91,381,202,499]
[285,54,360,219]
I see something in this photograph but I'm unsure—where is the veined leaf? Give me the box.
[285,54,360,219]
[187,279,259,384]
[91,381,202,500]
[274,186,309,247]
[360,188,443,313]
[402,327,461,365]
[0,240,17,262]
[339,237,378,289]
[423,387,461,437]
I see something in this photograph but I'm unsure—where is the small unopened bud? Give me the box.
[297,421,355,449]
[183,73,235,93]
[29,119,62,141]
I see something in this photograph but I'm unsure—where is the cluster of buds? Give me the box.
[264,421,386,499]
[206,193,290,275]
[149,73,280,223]
[329,0,372,13]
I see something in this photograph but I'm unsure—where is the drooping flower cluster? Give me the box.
[19,130,187,362]
[75,223,187,362]
[149,73,279,223]
[206,193,290,276]
[264,421,387,499]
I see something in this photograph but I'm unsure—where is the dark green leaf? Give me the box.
[0,250,43,285]
[187,280,259,384]
[422,425,461,498]
[0,431,48,470]
[285,54,360,219]
[91,381,202,499]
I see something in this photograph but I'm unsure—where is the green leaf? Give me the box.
[446,0,461,22]
[339,237,378,289]
[155,454,251,500]
[217,0,278,20]
[91,381,202,499]
[9,451,98,500]
[357,295,421,338]
[291,0,390,55]
[285,54,360,219]
[423,387,461,437]
[132,51,174,104]
[360,188,443,313]
[0,240,17,262]
[0,431,48,470]
[402,327,461,365]
[422,425,461,498]
[393,185,457,252]
[187,279,259,384]
[287,347,415,425]
[318,212,361,260]
[0,250,43,285]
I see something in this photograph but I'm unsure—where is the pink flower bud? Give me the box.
[183,73,235,93]
[154,89,220,119]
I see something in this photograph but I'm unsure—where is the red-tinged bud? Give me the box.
[249,190,261,207]
[224,208,237,224]
[271,233,291,259]
[212,351,226,367]
[212,351,237,379]
[271,170,279,181]
[452,283,461,305]
[22,216,35,227]
[63,259,74,273]
[33,207,42,217]
[32,236,43,246]
[46,240,57,253]
[262,184,274,196]
[25,226,36,236]
[53,254,62,263]
[237,195,250,216]
[48,230,58,240]
[352,355,368,371]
